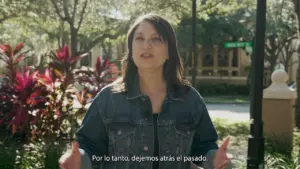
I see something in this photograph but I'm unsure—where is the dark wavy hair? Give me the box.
[114,13,190,97]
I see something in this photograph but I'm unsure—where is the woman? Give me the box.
[59,13,232,169]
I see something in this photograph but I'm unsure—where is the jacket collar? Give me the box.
[124,73,184,102]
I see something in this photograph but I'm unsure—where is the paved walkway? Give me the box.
[207,103,250,122]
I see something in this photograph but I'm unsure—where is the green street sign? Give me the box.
[224,42,252,48]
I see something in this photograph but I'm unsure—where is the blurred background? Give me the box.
[0,0,300,168]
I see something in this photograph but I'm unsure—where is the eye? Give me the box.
[135,37,144,41]
[152,37,162,44]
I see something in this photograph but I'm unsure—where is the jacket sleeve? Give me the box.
[75,90,109,169]
[190,90,233,169]
[190,92,219,167]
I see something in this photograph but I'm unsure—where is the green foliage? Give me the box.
[212,118,250,139]
[0,0,258,57]
[176,2,255,68]
[263,0,298,72]
[177,8,254,47]
[266,0,297,38]
[0,136,66,169]
[264,152,300,169]
[196,83,250,96]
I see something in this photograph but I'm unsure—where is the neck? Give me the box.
[138,68,167,95]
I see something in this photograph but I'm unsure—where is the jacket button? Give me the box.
[117,130,122,135]
[143,146,148,151]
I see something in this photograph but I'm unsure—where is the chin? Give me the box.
[138,66,157,70]
[135,63,158,69]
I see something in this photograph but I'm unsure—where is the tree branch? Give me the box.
[277,36,298,54]
[197,0,223,13]
[57,37,62,49]
[280,43,289,62]
[293,0,300,15]
[50,0,66,21]
[62,0,72,24]
[0,13,17,24]
[28,17,60,40]
[79,33,119,55]
[279,37,298,68]
[278,0,286,20]
[76,0,88,31]
[265,40,273,53]
[78,19,131,55]
[72,0,79,22]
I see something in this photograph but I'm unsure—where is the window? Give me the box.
[218,47,229,67]
[202,47,213,67]
[232,49,238,67]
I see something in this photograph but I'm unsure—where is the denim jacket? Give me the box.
[75,75,232,169]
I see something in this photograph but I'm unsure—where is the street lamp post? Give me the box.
[247,0,267,168]
[192,0,197,86]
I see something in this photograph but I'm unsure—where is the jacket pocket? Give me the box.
[107,121,136,156]
[174,112,195,137]
[174,113,195,155]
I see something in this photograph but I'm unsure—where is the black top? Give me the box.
[153,114,159,169]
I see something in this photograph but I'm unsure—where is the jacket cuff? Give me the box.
[79,148,93,169]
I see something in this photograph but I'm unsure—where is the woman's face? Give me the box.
[132,21,169,71]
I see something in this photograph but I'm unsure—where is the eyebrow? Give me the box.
[134,32,160,36]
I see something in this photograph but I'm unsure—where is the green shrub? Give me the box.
[197,83,250,96]
[0,137,69,169]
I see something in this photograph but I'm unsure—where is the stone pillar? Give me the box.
[263,69,296,155]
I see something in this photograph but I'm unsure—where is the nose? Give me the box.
[142,39,152,49]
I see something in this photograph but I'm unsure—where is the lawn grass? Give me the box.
[203,95,250,104]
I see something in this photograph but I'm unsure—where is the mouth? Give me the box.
[141,53,153,59]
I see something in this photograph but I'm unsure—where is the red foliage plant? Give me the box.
[0,43,48,136]
[74,56,120,96]
[0,43,120,141]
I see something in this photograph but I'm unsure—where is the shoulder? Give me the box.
[185,86,208,118]
[186,85,205,103]
[88,78,124,110]
[94,77,125,99]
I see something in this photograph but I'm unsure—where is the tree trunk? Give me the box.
[292,0,300,128]
[295,66,300,128]
[284,60,289,74]
[270,56,276,72]
[70,26,78,57]
[295,14,300,128]
[60,21,67,49]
